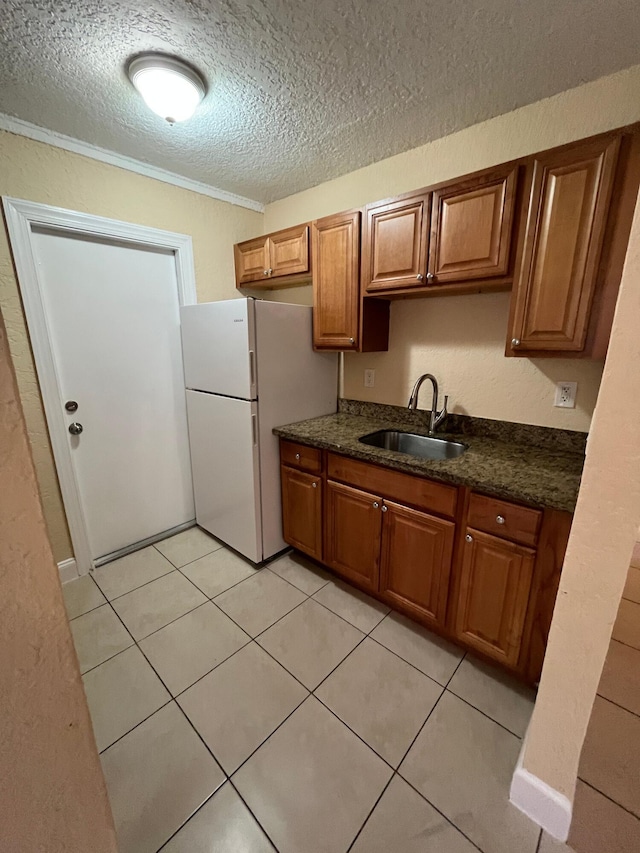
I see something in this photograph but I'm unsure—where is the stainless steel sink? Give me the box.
[359,430,467,461]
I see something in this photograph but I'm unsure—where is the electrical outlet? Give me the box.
[364,369,375,388]
[554,381,577,408]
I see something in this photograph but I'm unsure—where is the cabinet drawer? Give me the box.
[280,440,322,474]
[327,453,457,518]
[468,493,541,547]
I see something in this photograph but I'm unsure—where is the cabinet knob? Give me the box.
[295,453,300,460]
[465,533,473,543]
[416,273,423,281]
[381,504,388,513]
[373,501,379,509]
[511,338,521,347]
[312,482,317,489]
[426,272,435,281]
[349,337,355,344]
[267,268,273,275]
[496,515,505,525]
[263,269,269,276]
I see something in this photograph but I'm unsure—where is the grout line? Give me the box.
[605,636,640,654]
[178,564,262,598]
[78,637,136,677]
[397,773,485,853]
[310,593,388,634]
[67,600,108,622]
[535,826,543,853]
[595,691,640,720]
[445,686,527,739]
[154,541,225,570]
[119,597,211,644]
[345,773,395,852]
[577,778,640,822]
[365,629,460,688]
[97,696,174,755]
[226,778,279,852]
[92,566,176,603]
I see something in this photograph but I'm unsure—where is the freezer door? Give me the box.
[185,390,262,562]
[181,299,257,399]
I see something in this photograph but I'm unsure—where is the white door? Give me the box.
[28,224,195,564]
[185,390,262,562]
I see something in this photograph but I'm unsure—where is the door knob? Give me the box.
[512,339,521,347]
[426,272,435,281]
[68,422,83,436]
[465,533,473,543]
[65,400,78,413]
[372,501,379,509]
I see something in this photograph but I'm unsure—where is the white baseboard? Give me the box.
[510,744,572,841]
[58,558,79,583]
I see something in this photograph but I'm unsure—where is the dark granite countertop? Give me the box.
[273,402,586,513]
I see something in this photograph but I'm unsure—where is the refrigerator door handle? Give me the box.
[251,413,258,446]
[249,350,256,389]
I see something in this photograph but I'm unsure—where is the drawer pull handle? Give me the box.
[312,482,317,489]
[373,501,379,509]
[295,453,301,460]
[496,515,505,525]
[381,505,388,513]
[465,534,473,543]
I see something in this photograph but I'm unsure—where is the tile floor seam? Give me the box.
[226,778,279,853]
[576,776,640,821]
[365,621,464,688]
[445,685,526,739]
[535,826,543,853]
[68,600,109,622]
[176,562,265,599]
[170,636,254,700]
[345,773,396,853]
[97,697,174,755]
[154,540,224,570]
[263,563,329,596]
[309,590,389,634]
[117,597,212,643]
[595,690,640,720]
[212,589,311,642]
[91,558,177,602]
[607,637,640,653]
[392,771,486,853]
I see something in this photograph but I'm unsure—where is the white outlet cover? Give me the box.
[364,369,375,388]
[554,381,577,408]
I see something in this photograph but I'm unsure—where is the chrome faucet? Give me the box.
[407,373,448,434]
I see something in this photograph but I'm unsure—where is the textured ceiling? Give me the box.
[1,0,640,204]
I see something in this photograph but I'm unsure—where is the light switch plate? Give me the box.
[364,369,375,388]
[554,381,577,408]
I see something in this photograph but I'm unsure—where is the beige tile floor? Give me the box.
[64,526,546,853]
[567,558,640,853]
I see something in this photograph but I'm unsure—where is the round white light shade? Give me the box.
[128,55,206,123]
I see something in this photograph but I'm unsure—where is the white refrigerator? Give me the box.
[181,298,338,563]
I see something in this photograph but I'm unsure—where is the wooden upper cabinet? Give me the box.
[234,236,270,285]
[324,480,382,592]
[429,166,518,283]
[281,465,323,561]
[508,136,620,354]
[363,194,431,293]
[268,224,309,278]
[235,224,310,288]
[312,211,360,350]
[380,501,455,628]
[454,528,535,667]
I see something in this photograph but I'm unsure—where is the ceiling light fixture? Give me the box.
[128,54,206,124]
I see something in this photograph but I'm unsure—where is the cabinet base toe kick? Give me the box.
[280,440,572,684]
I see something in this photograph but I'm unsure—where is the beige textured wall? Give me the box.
[0,311,118,853]
[0,130,263,563]
[522,188,640,801]
[263,64,640,430]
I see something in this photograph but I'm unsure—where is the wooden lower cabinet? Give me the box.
[379,501,455,627]
[324,481,382,592]
[280,466,323,561]
[454,528,536,668]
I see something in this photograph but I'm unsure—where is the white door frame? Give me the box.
[2,197,197,576]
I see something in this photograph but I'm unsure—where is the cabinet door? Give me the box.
[281,466,323,561]
[509,137,619,353]
[363,195,431,293]
[312,211,360,350]
[429,167,517,283]
[268,224,310,278]
[380,501,455,628]
[234,236,270,286]
[454,529,535,667]
[325,480,382,592]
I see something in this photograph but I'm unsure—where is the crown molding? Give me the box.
[0,112,264,213]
